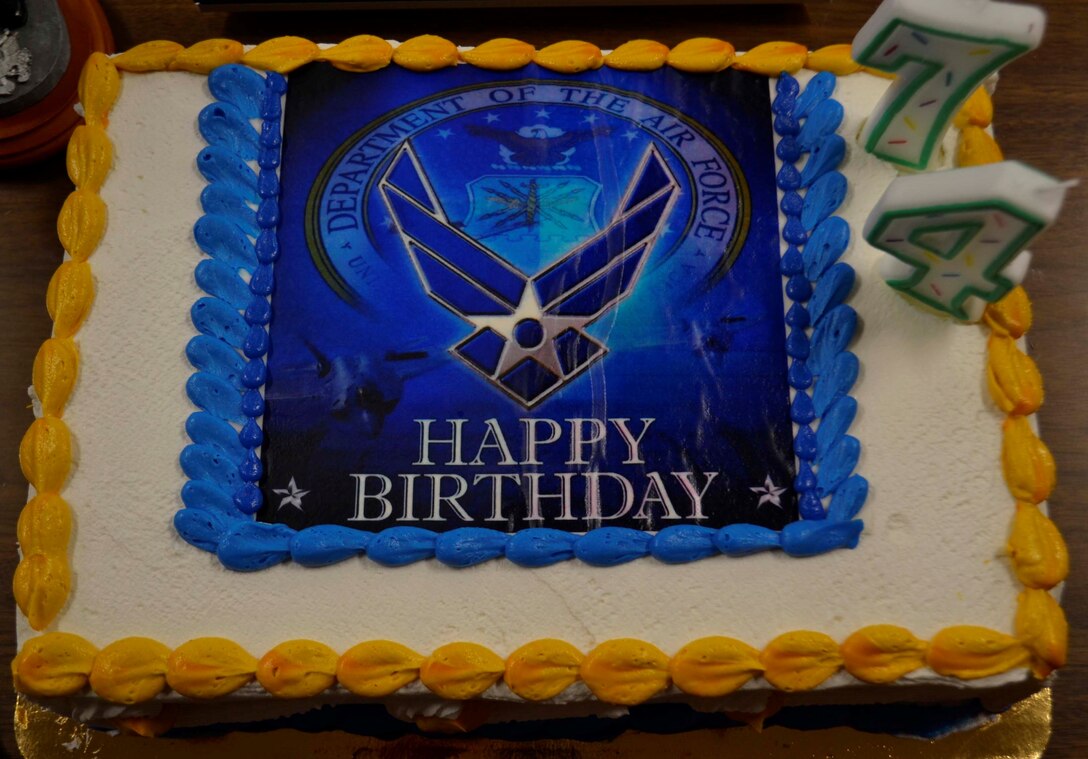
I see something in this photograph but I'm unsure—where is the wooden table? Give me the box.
[0,0,1084,755]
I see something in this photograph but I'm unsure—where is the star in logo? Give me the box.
[622,129,639,142]
[272,477,310,511]
[534,108,552,119]
[436,128,453,139]
[484,113,500,124]
[750,475,786,509]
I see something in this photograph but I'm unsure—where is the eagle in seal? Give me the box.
[465,123,612,168]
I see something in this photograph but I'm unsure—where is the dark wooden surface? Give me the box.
[0,0,1084,755]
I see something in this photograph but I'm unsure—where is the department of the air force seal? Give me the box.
[308,80,750,407]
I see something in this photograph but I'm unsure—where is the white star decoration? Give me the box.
[272,477,310,511]
[750,475,786,509]
[484,113,500,123]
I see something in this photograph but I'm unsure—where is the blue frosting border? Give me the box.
[175,67,866,571]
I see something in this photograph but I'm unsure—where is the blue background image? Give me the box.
[259,62,797,533]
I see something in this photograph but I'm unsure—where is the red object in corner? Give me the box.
[0,0,114,168]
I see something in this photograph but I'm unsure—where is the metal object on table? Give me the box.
[0,0,110,167]
[0,0,70,116]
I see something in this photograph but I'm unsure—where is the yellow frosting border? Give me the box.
[13,36,1067,707]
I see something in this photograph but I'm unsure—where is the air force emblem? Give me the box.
[380,141,679,407]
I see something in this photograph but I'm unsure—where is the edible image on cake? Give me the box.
[261,63,796,533]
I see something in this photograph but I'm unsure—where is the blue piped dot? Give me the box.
[774,114,800,137]
[798,491,826,520]
[781,246,804,276]
[791,390,816,424]
[795,425,818,461]
[241,388,265,417]
[239,417,263,448]
[257,170,280,200]
[776,74,800,97]
[241,358,267,389]
[786,329,810,359]
[240,449,263,481]
[780,190,803,216]
[777,137,803,164]
[785,302,810,329]
[788,359,813,390]
[783,217,808,245]
[233,483,263,515]
[245,297,272,326]
[243,325,269,359]
[250,264,275,296]
[257,198,280,228]
[795,461,818,493]
[786,274,812,302]
[255,230,279,264]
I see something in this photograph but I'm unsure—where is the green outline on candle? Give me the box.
[856,21,1030,171]
[868,199,1044,320]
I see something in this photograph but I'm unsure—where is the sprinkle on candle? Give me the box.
[969,48,992,56]
[888,139,908,145]
[919,99,938,107]
[911,31,930,45]
[904,116,918,131]
[885,44,900,56]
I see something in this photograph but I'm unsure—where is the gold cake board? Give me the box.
[14,690,1051,758]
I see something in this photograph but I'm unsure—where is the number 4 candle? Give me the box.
[865,161,1070,321]
[854,0,1045,170]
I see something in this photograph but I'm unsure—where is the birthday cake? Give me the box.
[12,1,1070,737]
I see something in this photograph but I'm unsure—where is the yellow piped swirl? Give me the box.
[1007,502,1069,590]
[841,625,927,684]
[733,41,808,76]
[604,40,670,72]
[534,41,604,74]
[805,44,861,75]
[168,39,245,74]
[392,35,460,72]
[33,338,79,417]
[1002,416,1056,504]
[15,53,117,633]
[461,38,535,71]
[504,639,583,701]
[580,639,670,705]
[760,631,842,691]
[166,638,257,699]
[337,640,423,697]
[420,642,505,700]
[242,36,320,74]
[666,38,736,73]
[668,636,762,697]
[257,639,338,698]
[987,335,1044,416]
[13,632,97,697]
[926,626,1030,680]
[1016,589,1068,678]
[89,638,172,704]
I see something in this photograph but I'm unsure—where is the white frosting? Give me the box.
[18,66,1046,718]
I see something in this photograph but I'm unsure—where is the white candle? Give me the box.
[864,161,1070,321]
[854,0,1045,170]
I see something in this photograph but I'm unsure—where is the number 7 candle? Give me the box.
[853,0,1045,171]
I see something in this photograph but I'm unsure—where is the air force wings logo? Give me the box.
[380,142,679,407]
